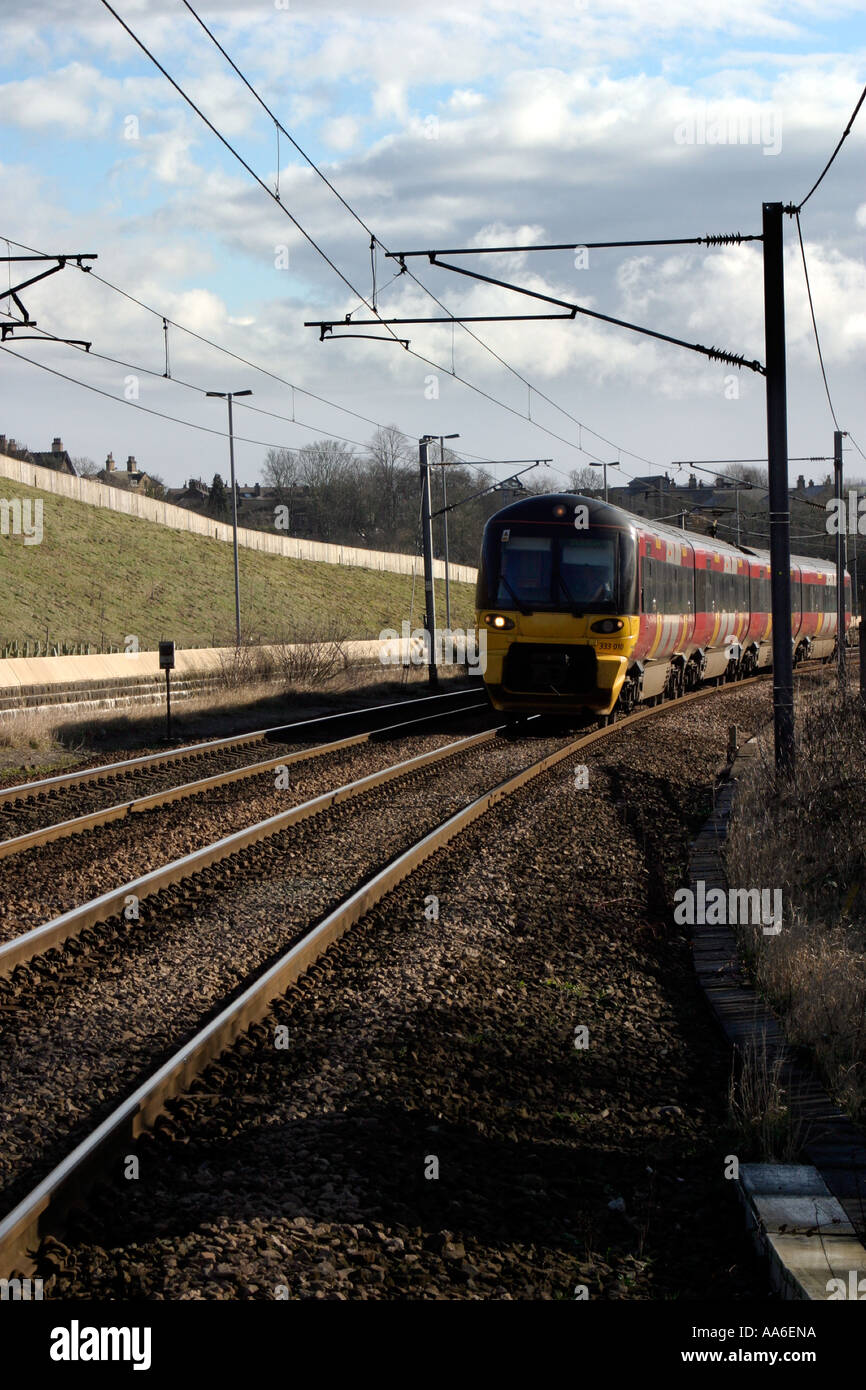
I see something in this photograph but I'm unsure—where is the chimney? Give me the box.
[797,474,806,491]
[52,436,63,454]
[0,435,6,454]
[105,452,115,471]
[126,455,136,473]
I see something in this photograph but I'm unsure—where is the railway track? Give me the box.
[0,694,493,870]
[0,709,505,963]
[0,659,849,1286]
[0,684,486,833]
[0,674,769,1283]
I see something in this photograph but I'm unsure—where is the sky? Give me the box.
[0,0,864,495]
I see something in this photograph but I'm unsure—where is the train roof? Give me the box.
[485,492,843,580]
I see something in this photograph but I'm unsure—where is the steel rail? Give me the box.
[0,698,490,862]
[0,685,483,808]
[0,677,756,1277]
[0,716,505,978]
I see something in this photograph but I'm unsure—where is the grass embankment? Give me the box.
[726,688,866,1126]
[0,477,476,651]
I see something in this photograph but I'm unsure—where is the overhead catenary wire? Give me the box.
[91,2,640,475]
[2,235,406,442]
[170,0,661,473]
[11,324,392,455]
[3,234,516,473]
[0,345,380,455]
[797,81,866,210]
[794,211,840,431]
[847,432,866,468]
[2,327,571,499]
[97,0,379,320]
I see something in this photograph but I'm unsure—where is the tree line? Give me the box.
[257,426,542,565]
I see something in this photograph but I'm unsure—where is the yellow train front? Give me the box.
[476,493,640,717]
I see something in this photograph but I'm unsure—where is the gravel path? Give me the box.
[30,683,777,1300]
[0,723,584,1218]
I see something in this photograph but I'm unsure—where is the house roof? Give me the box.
[31,450,76,475]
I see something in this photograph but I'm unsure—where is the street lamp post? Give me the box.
[207,388,252,648]
[438,434,460,631]
[419,436,438,688]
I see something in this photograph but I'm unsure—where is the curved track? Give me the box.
[0,678,756,1279]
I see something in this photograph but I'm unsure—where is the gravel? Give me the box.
[27,682,778,1300]
[0,715,495,942]
[0,694,489,842]
[0,720,583,1216]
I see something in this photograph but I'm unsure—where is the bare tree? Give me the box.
[298,439,354,490]
[143,473,166,499]
[298,440,357,539]
[568,464,602,493]
[722,463,768,487]
[72,456,100,478]
[366,424,411,540]
[262,447,299,499]
[262,447,300,531]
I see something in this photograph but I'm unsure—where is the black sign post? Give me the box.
[159,641,175,741]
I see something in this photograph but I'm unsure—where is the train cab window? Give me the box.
[560,538,615,605]
[495,536,552,607]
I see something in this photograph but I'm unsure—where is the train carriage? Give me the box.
[476,494,850,718]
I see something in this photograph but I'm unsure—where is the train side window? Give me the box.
[695,566,706,613]
[643,556,657,611]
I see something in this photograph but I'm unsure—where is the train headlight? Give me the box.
[484,613,515,630]
[590,619,624,633]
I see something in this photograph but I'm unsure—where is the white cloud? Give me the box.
[322,115,360,151]
[0,0,863,483]
[0,63,116,135]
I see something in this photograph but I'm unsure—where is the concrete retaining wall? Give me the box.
[0,641,394,696]
[0,452,478,584]
[0,639,471,715]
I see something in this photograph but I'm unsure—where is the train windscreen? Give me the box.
[493,533,617,610]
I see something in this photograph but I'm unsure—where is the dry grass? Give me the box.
[726,687,866,1122]
[0,705,72,754]
[727,1033,801,1162]
[0,655,472,785]
[214,622,349,690]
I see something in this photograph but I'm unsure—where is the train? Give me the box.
[475,493,851,719]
